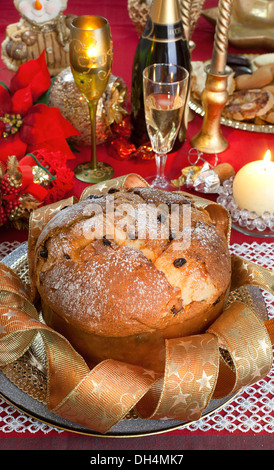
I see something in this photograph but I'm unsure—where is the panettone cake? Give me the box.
[34,187,231,372]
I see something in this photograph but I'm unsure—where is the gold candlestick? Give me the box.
[190,0,233,153]
[211,0,233,74]
[190,64,229,154]
[70,15,114,183]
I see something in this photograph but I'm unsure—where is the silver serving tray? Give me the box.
[189,99,274,134]
[0,243,267,437]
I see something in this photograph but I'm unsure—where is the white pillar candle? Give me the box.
[233,150,274,216]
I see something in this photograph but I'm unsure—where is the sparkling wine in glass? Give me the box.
[70,15,114,183]
[143,63,189,190]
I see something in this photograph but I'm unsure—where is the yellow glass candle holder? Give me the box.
[70,15,114,183]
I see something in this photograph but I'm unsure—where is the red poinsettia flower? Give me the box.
[9,50,51,102]
[0,84,80,163]
[0,51,80,163]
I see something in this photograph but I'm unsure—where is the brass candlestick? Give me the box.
[190,64,229,153]
[190,0,233,153]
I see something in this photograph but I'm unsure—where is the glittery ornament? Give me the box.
[108,137,136,161]
[107,116,155,161]
[131,143,155,160]
[1,156,22,194]
[32,165,52,186]
[111,116,132,139]
[0,151,74,229]
[128,0,152,37]
[48,68,128,146]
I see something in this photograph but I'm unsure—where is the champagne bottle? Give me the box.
[130,0,191,148]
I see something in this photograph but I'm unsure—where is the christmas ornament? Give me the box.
[48,67,128,146]
[1,0,74,76]
[172,149,235,193]
[127,0,152,37]
[131,142,155,160]
[20,149,74,205]
[0,150,74,229]
[106,116,155,161]
[107,137,136,161]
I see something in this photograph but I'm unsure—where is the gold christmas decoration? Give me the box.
[172,161,235,192]
[0,156,42,229]
[32,165,52,186]
[183,0,206,40]
[128,0,206,40]
[127,0,152,37]
[48,68,128,146]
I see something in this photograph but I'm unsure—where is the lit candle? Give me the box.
[233,150,274,216]
[86,41,98,65]
[210,0,233,75]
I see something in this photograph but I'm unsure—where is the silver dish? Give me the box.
[189,99,274,134]
[0,243,268,437]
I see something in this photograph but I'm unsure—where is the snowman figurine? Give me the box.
[1,0,75,75]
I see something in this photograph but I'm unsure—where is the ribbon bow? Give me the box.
[0,174,273,434]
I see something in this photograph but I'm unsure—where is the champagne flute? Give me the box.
[69,15,114,183]
[143,63,189,190]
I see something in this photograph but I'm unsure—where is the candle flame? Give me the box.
[86,47,97,58]
[263,150,272,162]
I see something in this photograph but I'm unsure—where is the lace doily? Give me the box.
[0,241,273,435]
[0,241,22,261]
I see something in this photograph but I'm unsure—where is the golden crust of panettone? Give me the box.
[34,187,231,346]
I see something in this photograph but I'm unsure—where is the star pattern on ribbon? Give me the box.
[196,370,214,391]
[0,174,274,434]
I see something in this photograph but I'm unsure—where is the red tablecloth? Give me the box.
[0,0,273,451]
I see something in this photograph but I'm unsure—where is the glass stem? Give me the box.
[88,100,98,170]
[155,153,167,182]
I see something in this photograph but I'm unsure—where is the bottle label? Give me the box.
[142,17,186,43]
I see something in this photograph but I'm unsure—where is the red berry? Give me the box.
[0,205,7,226]
[3,195,20,217]
[1,174,21,195]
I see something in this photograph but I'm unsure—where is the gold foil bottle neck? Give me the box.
[149,0,181,25]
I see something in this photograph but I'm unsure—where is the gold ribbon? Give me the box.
[0,173,274,434]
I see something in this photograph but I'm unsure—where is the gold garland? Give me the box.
[0,173,273,434]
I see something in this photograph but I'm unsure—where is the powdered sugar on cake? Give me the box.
[40,245,180,336]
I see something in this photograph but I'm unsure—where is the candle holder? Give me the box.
[190,64,230,154]
[217,177,274,238]
[191,0,233,154]
[69,15,114,183]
